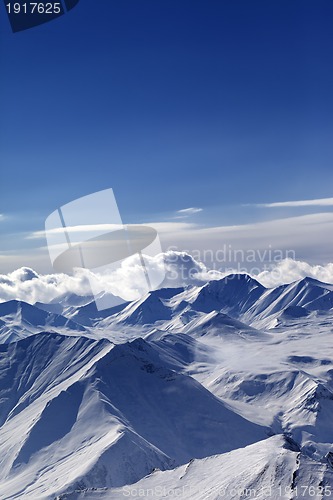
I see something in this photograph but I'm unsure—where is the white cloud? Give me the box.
[29,224,124,240]
[177,207,203,215]
[0,251,205,305]
[146,221,196,233]
[0,267,93,304]
[4,212,333,276]
[29,222,194,240]
[193,258,333,289]
[158,212,333,267]
[256,259,333,288]
[253,197,333,208]
[2,251,333,305]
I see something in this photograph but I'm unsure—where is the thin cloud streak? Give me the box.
[252,197,333,208]
[29,224,125,240]
[28,221,196,240]
[177,207,203,215]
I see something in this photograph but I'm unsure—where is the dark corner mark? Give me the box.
[4,0,81,33]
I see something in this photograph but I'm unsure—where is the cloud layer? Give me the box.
[1,251,333,305]
[1,211,332,274]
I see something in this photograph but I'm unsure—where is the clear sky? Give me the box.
[1,0,333,272]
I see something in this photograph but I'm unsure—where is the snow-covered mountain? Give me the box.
[58,435,333,499]
[0,333,266,498]
[0,300,86,343]
[70,274,333,331]
[0,270,333,498]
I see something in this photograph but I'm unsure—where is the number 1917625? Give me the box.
[6,3,62,14]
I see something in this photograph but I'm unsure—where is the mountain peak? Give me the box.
[296,276,333,289]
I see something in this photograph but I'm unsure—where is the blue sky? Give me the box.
[1,0,333,271]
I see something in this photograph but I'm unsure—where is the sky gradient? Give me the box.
[1,0,333,271]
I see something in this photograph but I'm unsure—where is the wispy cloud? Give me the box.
[176,207,203,216]
[146,222,196,233]
[4,212,333,274]
[28,221,195,240]
[155,212,333,269]
[253,197,333,208]
[28,224,123,240]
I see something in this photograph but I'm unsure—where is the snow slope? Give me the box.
[0,333,267,498]
[0,300,86,343]
[58,435,333,500]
